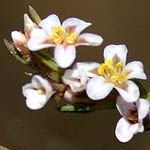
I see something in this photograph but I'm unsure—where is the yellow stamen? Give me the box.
[98,66,104,75]
[128,114,138,122]
[37,89,45,95]
[110,75,118,82]
[105,58,113,67]
[120,73,126,80]
[52,26,78,45]
[53,26,66,34]
[97,58,126,86]
[116,61,123,68]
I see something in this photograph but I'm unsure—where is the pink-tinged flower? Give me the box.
[85,44,147,102]
[11,14,38,52]
[22,75,55,110]
[27,14,103,68]
[62,62,99,93]
[115,96,149,143]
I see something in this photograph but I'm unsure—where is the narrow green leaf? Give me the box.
[4,39,28,64]
[29,6,41,24]
[58,98,116,113]
[0,145,10,150]
[33,51,62,73]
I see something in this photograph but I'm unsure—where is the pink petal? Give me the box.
[104,44,128,66]
[76,33,103,46]
[62,18,91,34]
[86,76,113,100]
[115,80,140,103]
[27,28,55,51]
[116,96,136,118]
[115,118,139,143]
[124,61,147,80]
[39,14,61,36]
[137,98,150,120]
[54,45,76,68]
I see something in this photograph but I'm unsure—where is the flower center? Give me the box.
[97,58,126,86]
[52,26,78,45]
[37,89,45,95]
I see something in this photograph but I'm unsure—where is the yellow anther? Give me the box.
[98,66,105,75]
[52,33,62,44]
[116,61,123,68]
[37,89,45,95]
[53,26,66,34]
[110,75,118,82]
[66,32,78,44]
[120,73,126,80]
[105,59,113,67]
[69,32,78,39]
[128,114,138,122]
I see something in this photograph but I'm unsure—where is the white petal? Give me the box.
[124,61,147,80]
[116,96,136,117]
[54,45,76,68]
[22,84,34,97]
[25,90,49,110]
[137,98,150,120]
[75,62,100,78]
[62,18,92,34]
[11,31,27,51]
[62,69,87,93]
[27,28,54,51]
[24,13,36,32]
[115,118,139,143]
[39,14,61,36]
[31,75,54,98]
[104,44,128,65]
[115,80,140,103]
[86,76,113,100]
[76,33,103,46]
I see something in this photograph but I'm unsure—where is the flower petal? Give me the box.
[137,98,150,120]
[116,96,136,118]
[76,33,103,46]
[115,117,139,143]
[115,80,140,103]
[39,14,61,36]
[32,75,54,98]
[75,62,100,77]
[62,18,92,34]
[11,31,27,51]
[86,76,113,100]
[27,28,55,51]
[104,44,128,65]
[25,90,49,110]
[24,13,37,34]
[62,69,87,92]
[124,61,147,80]
[54,45,76,68]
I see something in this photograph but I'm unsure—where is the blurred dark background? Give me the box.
[1,0,150,149]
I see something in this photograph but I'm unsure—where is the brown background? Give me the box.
[1,0,150,149]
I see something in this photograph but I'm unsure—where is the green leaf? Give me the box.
[58,98,116,113]
[0,146,10,150]
[4,39,28,64]
[29,6,41,24]
[33,51,62,73]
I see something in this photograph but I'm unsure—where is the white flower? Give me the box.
[22,75,55,110]
[62,62,99,93]
[115,96,149,143]
[27,14,103,68]
[86,44,146,102]
[11,14,38,52]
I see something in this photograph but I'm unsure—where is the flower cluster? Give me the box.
[5,6,150,143]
